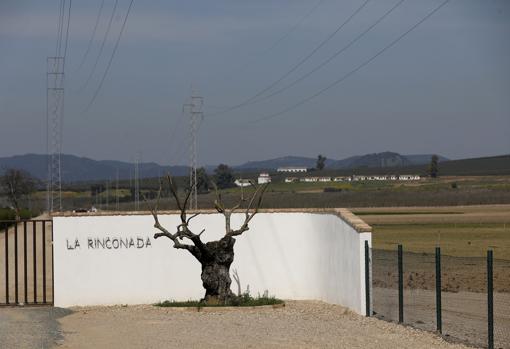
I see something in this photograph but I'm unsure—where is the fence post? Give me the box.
[365,240,370,317]
[435,247,442,334]
[42,221,47,304]
[23,221,28,304]
[398,244,403,324]
[14,223,18,304]
[4,225,9,304]
[487,250,494,349]
[33,221,37,303]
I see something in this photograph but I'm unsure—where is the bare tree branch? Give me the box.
[212,182,225,214]
[141,176,204,257]
[226,183,268,237]
[232,269,241,296]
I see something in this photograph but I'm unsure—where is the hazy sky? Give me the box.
[0,0,509,166]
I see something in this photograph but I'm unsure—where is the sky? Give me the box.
[0,0,509,166]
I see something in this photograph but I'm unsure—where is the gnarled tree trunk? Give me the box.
[200,236,235,303]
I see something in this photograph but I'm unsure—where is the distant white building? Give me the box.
[301,177,318,183]
[258,173,272,184]
[318,177,332,182]
[285,177,299,183]
[277,167,307,173]
[399,174,420,181]
[235,179,252,187]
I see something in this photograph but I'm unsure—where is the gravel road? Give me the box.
[0,306,71,349]
[54,301,471,349]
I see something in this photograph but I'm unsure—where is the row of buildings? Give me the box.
[284,174,421,183]
[235,173,421,187]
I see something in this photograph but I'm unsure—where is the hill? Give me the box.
[0,154,189,182]
[236,152,447,170]
[309,154,510,177]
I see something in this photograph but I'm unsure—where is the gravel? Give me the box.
[54,301,471,349]
[0,306,71,349]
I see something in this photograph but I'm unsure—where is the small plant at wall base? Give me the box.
[145,175,268,305]
[155,290,284,308]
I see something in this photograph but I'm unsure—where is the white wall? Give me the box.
[53,212,371,314]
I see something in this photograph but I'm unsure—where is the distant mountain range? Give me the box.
[236,152,449,171]
[0,152,449,182]
[0,154,189,182]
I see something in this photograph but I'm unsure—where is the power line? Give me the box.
[219,0,327,82]
[253,0,450,123]
[262,0,327,54]
[62,0,72,61]
[76,0,106,71]
[211,0,371,117]
[80,0,119,92]
[245,0,407,107]
[55,0,65,56]
[85,0,135,111]
[167,108,186,164]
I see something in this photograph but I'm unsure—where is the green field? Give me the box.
[372,223,509,259]
[356,205,510,259]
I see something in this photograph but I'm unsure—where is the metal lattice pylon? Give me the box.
[46,57,65,212]
[183,93,203,210]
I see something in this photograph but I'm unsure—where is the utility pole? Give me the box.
[106,179,109,210]
[183,92,204,210]
[134,154,140,211]
[46,56,65,212]
[116,168,119,211]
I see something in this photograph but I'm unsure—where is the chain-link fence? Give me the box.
[369,245,510,349]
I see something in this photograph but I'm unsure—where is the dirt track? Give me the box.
[373,288,510,349]
[372,250,510,348]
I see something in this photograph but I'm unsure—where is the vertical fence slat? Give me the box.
[51,221,54,305]
[33,221,37,303]
[42,221,47,304]
[23,221,28,304]
[365,240,370,317]
[398,244,403,324]
[14,223,18,304]
[487,250,494,349]
[4,225,8,304]
[435,247,442,334]
[1,220,52,306]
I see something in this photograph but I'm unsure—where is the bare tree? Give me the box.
[0,168,36,220]
[146,175,268,304]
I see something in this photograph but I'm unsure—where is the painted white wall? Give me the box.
[53,212,371,314]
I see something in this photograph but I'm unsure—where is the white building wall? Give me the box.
[53,212,371,314]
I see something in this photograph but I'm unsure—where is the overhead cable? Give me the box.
[252,0,450,123]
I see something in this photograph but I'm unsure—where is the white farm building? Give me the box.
[258,173,272,184]
[234,179,253,187]
[277,167,307,173]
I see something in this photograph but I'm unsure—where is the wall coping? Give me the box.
[51,208,372,233]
